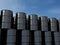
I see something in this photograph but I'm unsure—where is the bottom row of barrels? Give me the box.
[0,29,60,45]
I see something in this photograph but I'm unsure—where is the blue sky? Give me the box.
[0,0,60,18]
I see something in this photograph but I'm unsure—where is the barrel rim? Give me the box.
[16,12,26,15]
[1,9,13,13]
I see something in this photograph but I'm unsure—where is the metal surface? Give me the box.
[1,9,13,16]
[1,9,13,29]
[50,18,57,31]
[6,29,16,45]
[54,32,60,45]
[21,30,30,45]
[45,32,52,45]
[2,22,11,29]
[29,14,38,30]
[6,43,15,45]
[40,16,48,31]
[1,9,13,22]
[17,23,25,30]
[22,43,29,45]
[2,15,12,22]
[34,31,42,45]
[16,12,26,18]
[16,12,26,30]
[7,29,16,35]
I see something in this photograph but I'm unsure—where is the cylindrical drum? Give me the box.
[45,32,52,45]
[21,30,30,45]
[1,9,13,29]
[50,18,57,31]
[54,32,60,45]
[6,29,16,45]
[29,14,38,30]
[40,16,48,31]
[16,12,26,30]
[34,31,42,45]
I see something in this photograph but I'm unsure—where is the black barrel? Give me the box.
[21,30,30,45]
[34,31,42,45]
[54,32,60,45]
[40,16,48,31]
[28,14,38,30]
[50,18,57,31]
[45,31,52,45]
[16,12,26,30]
[1,9,13,29]
[6,29,16,45]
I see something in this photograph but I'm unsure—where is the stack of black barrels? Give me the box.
[0,9,60,45]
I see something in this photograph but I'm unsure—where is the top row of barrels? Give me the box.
[0,9,60,32]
